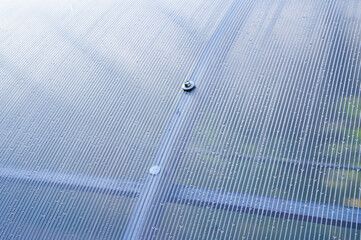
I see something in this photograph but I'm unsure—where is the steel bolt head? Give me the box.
[182,80,195,91]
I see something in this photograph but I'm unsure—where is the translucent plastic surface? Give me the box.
[1,0,361,239]
[136,0,361,238]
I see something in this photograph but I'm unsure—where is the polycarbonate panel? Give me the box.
[0,0,234,238]
[134,0,361,239]
[0,0,231,180]
[0,180,136,239]
[1,0,361,239]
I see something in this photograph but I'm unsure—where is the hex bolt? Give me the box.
[182,80,195,91]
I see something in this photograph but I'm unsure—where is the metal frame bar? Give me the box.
[169,185,361,230]
[2,167,360,230]
[199,151,361,172]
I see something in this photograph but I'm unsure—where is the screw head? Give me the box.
[182,80,195,91]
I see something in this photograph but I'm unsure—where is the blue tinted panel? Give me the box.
[1,0,361,239]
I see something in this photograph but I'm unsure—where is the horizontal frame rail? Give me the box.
[1,167,360,229]
[169,185,361,230]
[199,151,361,172]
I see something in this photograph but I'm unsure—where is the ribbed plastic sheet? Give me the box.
[1,0,361,239]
